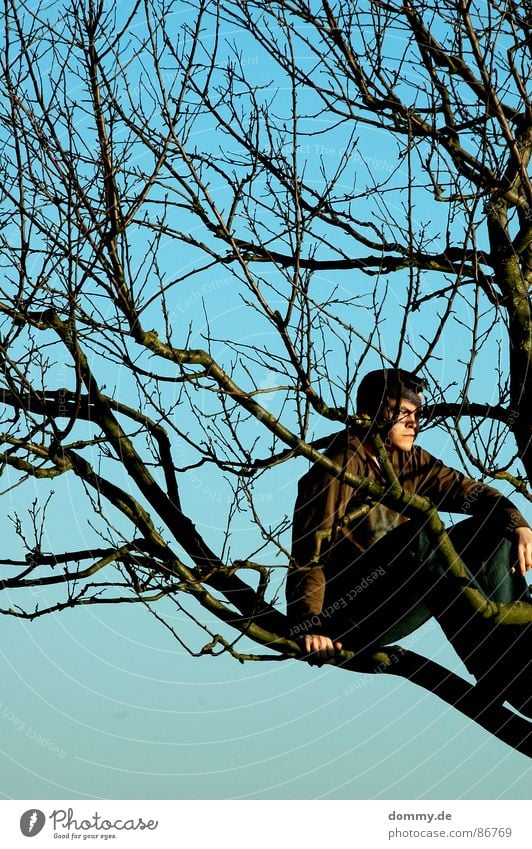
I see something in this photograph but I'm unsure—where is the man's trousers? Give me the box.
[321,517,531,693]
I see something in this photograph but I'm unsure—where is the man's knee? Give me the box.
[448,517,510,558]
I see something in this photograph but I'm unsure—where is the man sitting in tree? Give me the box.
[287,368,532,716]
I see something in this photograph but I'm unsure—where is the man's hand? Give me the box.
[514,526,532,577]
[300,634,343,665]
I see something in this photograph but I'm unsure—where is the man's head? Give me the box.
[356,368,427,452]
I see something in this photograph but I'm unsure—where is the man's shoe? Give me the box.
[468,623,532,718]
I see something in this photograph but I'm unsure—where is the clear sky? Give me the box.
[0,0,530,801]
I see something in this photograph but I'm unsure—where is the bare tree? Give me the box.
[0,0,530,754]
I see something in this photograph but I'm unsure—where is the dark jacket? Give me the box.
[287,429,529,630]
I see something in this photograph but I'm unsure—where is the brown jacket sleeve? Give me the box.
[413,448,530,532]
[287,456,354,635]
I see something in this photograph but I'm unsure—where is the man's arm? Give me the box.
[415,448,531,575]
[287,449,355,662]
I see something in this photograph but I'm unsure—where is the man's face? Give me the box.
[384,393,422,452]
